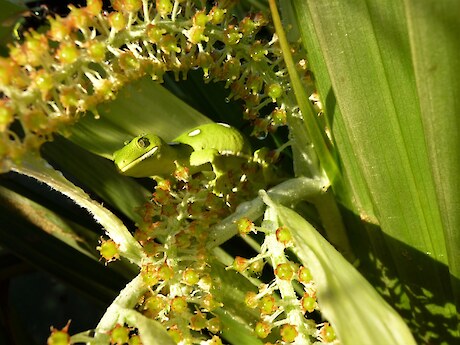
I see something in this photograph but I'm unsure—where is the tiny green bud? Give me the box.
[141,264,159,286]
[266,83,283,100]
[223,58,241,81]
[110,325,130,345]
[108,11,126,31]
[232,256,249,272]
[56,42,79,64]
[280,324,298,343]
[183,268,200,285]
[249,41,267,62]
[248,260,264,276]
[171,296,188,314]
[259,295,277,315]
[206,317,221,334]
[223,26,242,45]
[86,0,103,15]
[209,7,226,24]
[245,291,258,308]
[87,41,106,61]
[47,322,71,345]
[319,323,336,343]
[97,238,120,262]
[276,226,291,244]
[144,295,166,317]
[301,293,316,313]
[255,321,271,338]
[48,18,70,41]
[275,262,295,281]
[115,0,142,13]
[156,0,173,17]
[168,327,182,343]
[193,11,209,26]
[128,335,142,345]
[271,107,287,126]
[118,52,141,72]
[240,17,256,36]
[147,25,166,43]
[157,264,174,281]
[202,294,222,311]
[159,34,181,54]
[298,266,313,284]
[47,331,69,345]
[237,217,254,235]
[187,25,208,44]
[190,311,207,330]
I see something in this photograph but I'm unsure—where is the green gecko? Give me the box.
[113,123,253,182]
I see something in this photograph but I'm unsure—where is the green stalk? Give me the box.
[268,0,339,183]
[269,1,353,259]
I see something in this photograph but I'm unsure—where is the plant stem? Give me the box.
[207,177,327,248]
[92,274,148,343]
[268,0,339,183]
[269,0,354,261]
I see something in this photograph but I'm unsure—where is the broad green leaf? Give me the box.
[290,0,459,341]
[404,0,460,313]
[268,199,416,345]
[163,72,246,127]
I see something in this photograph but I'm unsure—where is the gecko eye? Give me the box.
[137,137,150,148]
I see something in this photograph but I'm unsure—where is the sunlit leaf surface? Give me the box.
[290,0,459,341]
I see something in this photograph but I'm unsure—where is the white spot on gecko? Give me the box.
[188,129,201,137]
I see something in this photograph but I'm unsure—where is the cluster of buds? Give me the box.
[103,156,272,343]
[0,0,313,172]
[94,155,333,344]
[232,218,338,344]
[135,173,228,343]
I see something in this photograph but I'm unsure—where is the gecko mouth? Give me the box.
[119,147,159,173]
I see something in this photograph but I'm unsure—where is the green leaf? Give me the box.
[404,0,460,310]
[42,137,150,223]
[0,184,128,303]
[10,153,144,265]
[0,182,96,257]
[269,199,416,345]
[289,0,459,341]
[209,258,265,345]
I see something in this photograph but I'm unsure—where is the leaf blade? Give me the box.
[404,0,460,313]
[272,201,416,345]
[291,0,459,340]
